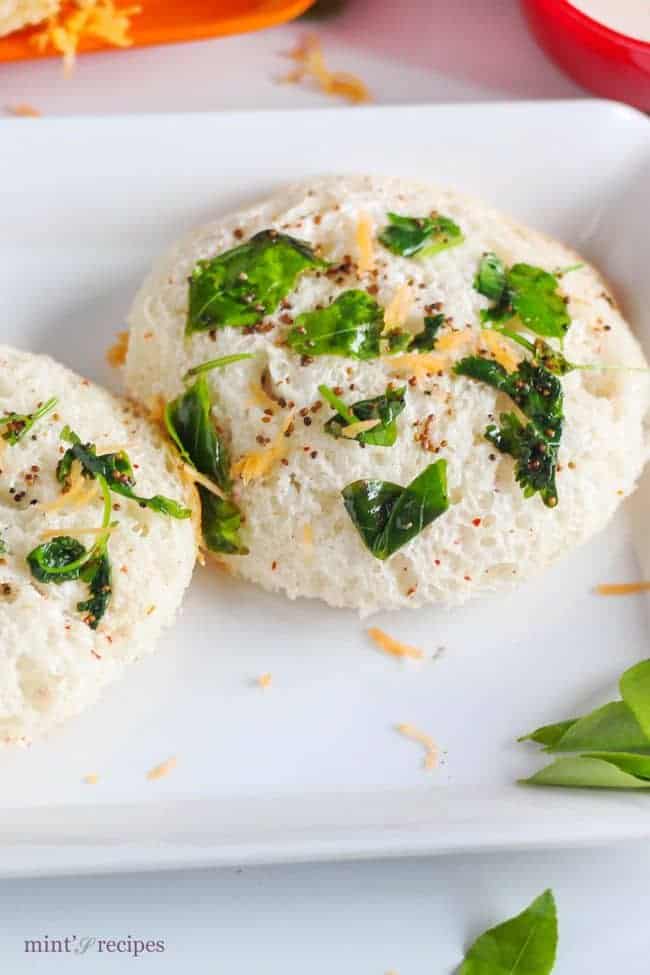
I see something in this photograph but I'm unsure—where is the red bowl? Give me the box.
[521,0,650,111]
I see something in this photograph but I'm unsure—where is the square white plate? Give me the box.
[0,100,649,879]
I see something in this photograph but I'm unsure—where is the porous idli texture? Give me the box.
[126,176,650,614]
[0,345,196,742]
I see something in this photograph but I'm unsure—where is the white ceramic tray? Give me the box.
[0,101,649,878]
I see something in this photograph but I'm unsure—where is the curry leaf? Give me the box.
[476,254,571,340]
[164,375,231,492]
[409,313,445,352]
[522,755,650,790]
[199,488,246,556]
[187,230,327,333]
[27,472,114,628]
[321,384,406,446]
[378,212,464,259]
[474,252,507,302]
[165,376,246,554]
[458,889,558,975]
[620,659,650,740]
[0,396,57,445]
[486,412,560,508]
[57,427,190,519]
[77,552,112,630]
[342,459,448,560]
[455,356,563,508]
[288,290,385,360]
[288,291,446,361]
[520,701,650,754]
[27,535,89,583]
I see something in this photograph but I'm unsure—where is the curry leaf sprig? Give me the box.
[475,252,571,339]
[287,289,444,360]
[454,356,563,507]
[378,212,464,259]
[27,473,114,629]
[187,230,327,334]
[57,427,191,519]
[0,396,57,445]
[342,459,448,560]
[165,373,247,555]
[320,384,406,446]
[459,889,558,975]
[520,660,650,789]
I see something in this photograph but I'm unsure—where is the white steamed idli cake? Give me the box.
[125,175,650,615]
[0,345,196,743]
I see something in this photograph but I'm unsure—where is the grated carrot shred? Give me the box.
[596,582,650,596]
[302,523,314,547]
[231,413,294,485]
[368,627,424,660]
[396,723,439,770]
[39,523,115,541]
[248,381,277,412]
[40,460,86,512]
[146,756,177,781]
[383,283,413,332]
[481,329,520,373]
[340,418,381,439]
[82,773,99,785]
[180,464,226,500]
[5,103,41,117]
[282,35,371,105]
[355,212,375,275]
[386,353,447,379]
[435,330,475,355]
[106,330,129,368]
[257,672,273,689]
[31,0,141,75]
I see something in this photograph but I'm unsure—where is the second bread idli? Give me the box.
[0,345,196,743]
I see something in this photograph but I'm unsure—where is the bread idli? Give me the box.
[125,175,650,614]
[0,345,196,743]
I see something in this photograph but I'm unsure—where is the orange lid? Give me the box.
[0,0,315,63]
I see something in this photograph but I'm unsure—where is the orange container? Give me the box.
[0,0,315,63]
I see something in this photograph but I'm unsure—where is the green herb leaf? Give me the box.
[321,384,406,446]
[518,719,579,750]
[288,290,385,360]
[477,255,571,340]
[58,427,190,520]
[520,701,650,754]
[522,755,650,790]
[458,889,558,975]
[199,488,246,556]
[620,659,650,740]
[455,356,563,507]
[474,252,507,302]
[27,535,89,583]
[408,313,445,352]
[342,459,448,560]
[77,552,112,630]
[378,212,464,259]
[187,230,326,334]
[164,376,230,492]
[27,472,114,628]
[486,412,560,507]
[288,290,447,362]
[183,352,255,382]
[164,376,246,554]
[0,396,57,445]
[0,533,6,555]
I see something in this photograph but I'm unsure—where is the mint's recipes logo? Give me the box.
[24,935,165,957]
